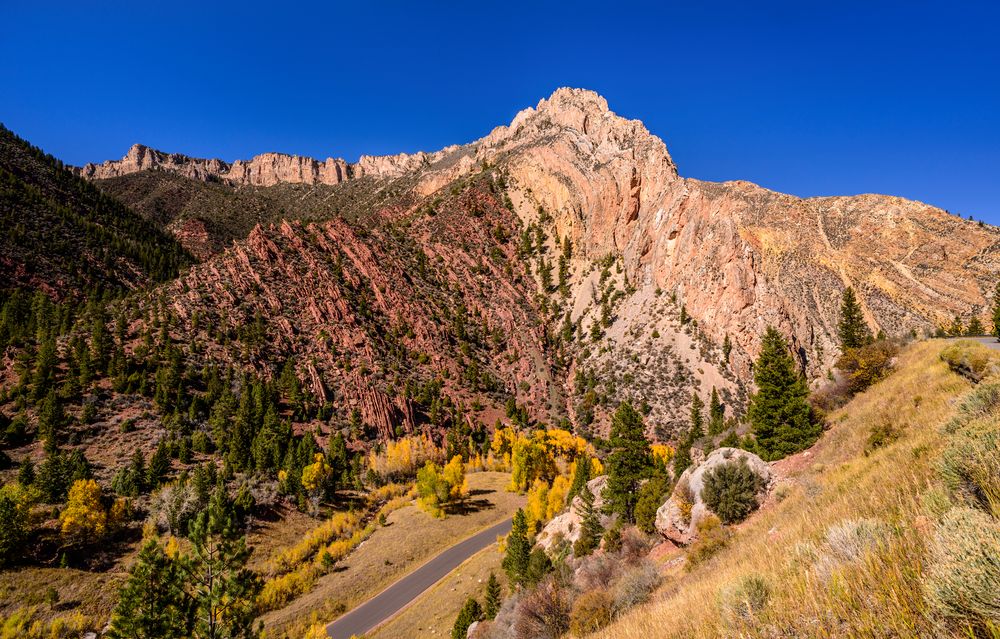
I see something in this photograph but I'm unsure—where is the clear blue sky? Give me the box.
[3,1,998,222]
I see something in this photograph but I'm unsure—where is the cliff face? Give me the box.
[77,143,459,187]
[86,88,1000,438]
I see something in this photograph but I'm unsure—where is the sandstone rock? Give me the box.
[655,447,773,544]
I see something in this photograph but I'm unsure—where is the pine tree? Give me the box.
[747,327,818,460]
[180,491,262,639]
[567,454,592,501]
[689,393,704,439]
[502,509,531,587]
[603,402,650,522]
[672,427,693,478]
[838,287,871,350]
[147,440,171,488]
[708,387,725,436]
[993,282,1000,341]
[966,316,985,336]
[722,334,732,363]
[451,597,483,639]
[484,572,502,619]
[573,484,603,557]
[107,540,187,639]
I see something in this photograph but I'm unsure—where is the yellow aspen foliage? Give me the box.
[590,457,605,476]
[651,443,675,466]
[545,429,589,460]
[442,455,468,501]
[107,497,131,532]
[416,461,448,518]
[367,434,445,481]
[509,431,558,492]
[301,453,332,492]
[60,479,107,542]
[163,534,180,558]
[491,426,518,465]
[546,475,570,519]
[525,478,550,532]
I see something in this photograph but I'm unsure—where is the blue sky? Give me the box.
[3,1,998,222]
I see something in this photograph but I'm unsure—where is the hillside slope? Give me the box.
[594,339,999,638]
[0,125,191,298]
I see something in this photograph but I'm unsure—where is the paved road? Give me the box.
[941,336,1000,351]
[326,517,513,639]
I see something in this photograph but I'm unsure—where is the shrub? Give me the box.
[924,507,1000,633]
[814,517,892,581]
[940,341,999,382]
[569,588,613,636]
[938,423,1000,516]
[513,581,570,639]
[700,458,765,524]
[611,561,661,614]
[634,475,669,534]
[864,419,902,455]
[718,574,770,626]
[835,340,898,394]
[945,383,1000,433]
[686,514,730,569]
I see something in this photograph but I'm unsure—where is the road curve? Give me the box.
[326,517,513,639]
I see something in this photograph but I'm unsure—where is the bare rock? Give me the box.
[655,447,773,544]
[536,475,611,551]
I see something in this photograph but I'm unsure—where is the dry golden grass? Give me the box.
[262,471,526,637]
[596,340,983,639]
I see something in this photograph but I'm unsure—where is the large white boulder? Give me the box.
[655,447,773,544]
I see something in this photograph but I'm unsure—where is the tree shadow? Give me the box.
[444,498,495,516]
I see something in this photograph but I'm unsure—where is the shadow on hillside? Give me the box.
[444,497,495,516]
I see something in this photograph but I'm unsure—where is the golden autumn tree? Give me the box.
[301,453,332,516]
[441,455,468,502]
[60,479,107,543]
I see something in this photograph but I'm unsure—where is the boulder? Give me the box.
[536,475,613,551]
[655,447,773,544]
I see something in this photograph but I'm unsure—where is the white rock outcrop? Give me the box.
[655,447,773,544]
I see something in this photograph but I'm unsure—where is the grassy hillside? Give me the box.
[596,339,999,638]
[0,124,191,297]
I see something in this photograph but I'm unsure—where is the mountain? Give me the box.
[0,124,192,298]
[78,88,1000,437]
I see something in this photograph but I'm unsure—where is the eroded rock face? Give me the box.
[84,87,1000,441]
[655,447,773,544]
[536,476,611,551]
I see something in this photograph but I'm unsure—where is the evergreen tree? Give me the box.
[0,484,30,567]
[747,327,818,460]
[708,387,725,436]
[672,427,693,479]
[452,597,483,639]
[484,572,502,619]
[107,540,187,639]
[722,334,732,363]
[147,440,171,488]
[966,316,985,336]
[602,401,650,522]
[573,484,603,557]
[993,282,1000,341]
[180,491,262,639]
[567,454,592,501]
[689,392,704,439]
[837,287,871,350]
[502,509,531,587]
[634,473,669,534]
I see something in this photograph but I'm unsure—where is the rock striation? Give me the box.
[85,87,1000,439]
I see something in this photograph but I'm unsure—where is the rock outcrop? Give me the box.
[536,476,611,551]
[83,87,1000,439]
[655,447,774,544]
